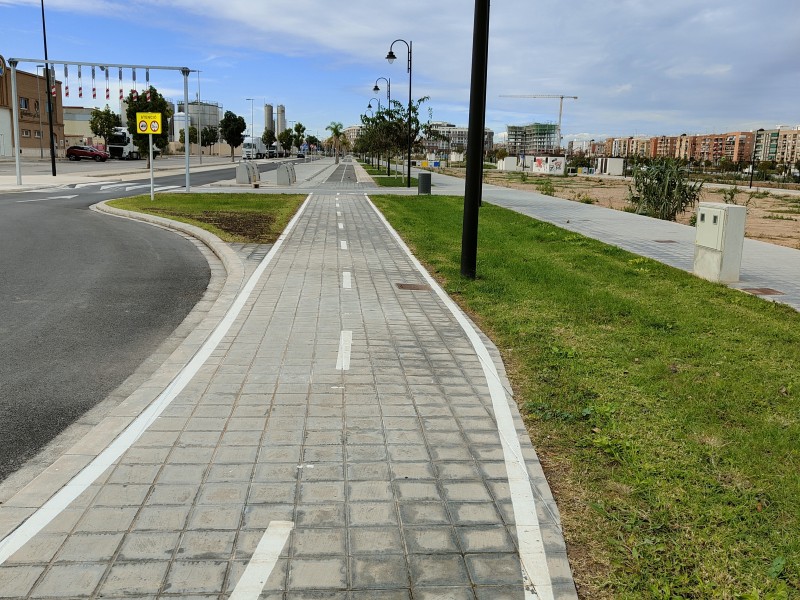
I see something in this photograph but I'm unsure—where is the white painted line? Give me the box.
[337,211,342,217]
[338,222,344,230]
[336,203,340,207]
[229,521,293,600]
[0,194,314,567]
[335,330,352,370]
[340,240,347,250]
[342,271,351,289]
[99,183,125,191]
[124,184,150,192]
[74,181,115,189]
[365,195,555,600]
[153,185,180,192]
[16,195,78,203]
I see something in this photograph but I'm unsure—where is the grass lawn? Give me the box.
[370,194,800,599]
[373,176,418,187]
[107,193,306,244]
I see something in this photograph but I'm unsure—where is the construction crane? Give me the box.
[499,94,578,153]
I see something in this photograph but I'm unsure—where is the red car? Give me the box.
[66,145,109,162]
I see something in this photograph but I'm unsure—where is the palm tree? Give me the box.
[326,121,344,164]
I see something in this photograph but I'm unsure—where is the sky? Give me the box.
[2,0,799,145]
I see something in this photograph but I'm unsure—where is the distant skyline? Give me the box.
[2,0,799,144]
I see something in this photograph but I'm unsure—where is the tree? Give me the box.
[261,128,276,149]
[292,122,306,152]
[326,121,344,164]
[179,125,198,146]
[201,125,218,151]
[306,134,320,153]
[627,158,703,221]
[89,105,121,147]
[219,110,246,162]
[277,128,294,155]
[124,87,172,167]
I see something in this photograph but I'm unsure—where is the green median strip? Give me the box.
[371,194,800,599]
[107,193,306,244]
[373,176,418,187]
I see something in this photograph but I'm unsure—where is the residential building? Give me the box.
[0,63,65,157]
[343,125,362,149]
[423,122,494,155]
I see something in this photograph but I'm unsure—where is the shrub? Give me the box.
[627,158,703,221]
[537,178,555,196]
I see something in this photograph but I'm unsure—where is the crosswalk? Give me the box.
[36,182,181,194]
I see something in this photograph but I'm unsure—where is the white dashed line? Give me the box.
[229,521,293,600]
[336,330,353,370]
[338,222,344,230]
[340,240,347,250]
[343,271,351,289]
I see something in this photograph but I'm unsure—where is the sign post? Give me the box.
[136,112,161,201]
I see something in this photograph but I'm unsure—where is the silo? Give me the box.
[277,105,286,133]
[265,104,274,133]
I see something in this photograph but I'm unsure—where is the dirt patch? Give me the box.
[147,209,278,243]
[439,168,800,250]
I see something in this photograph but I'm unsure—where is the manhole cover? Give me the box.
[396,283,432,291]
[654,240,677,243]
[742,288,784,296]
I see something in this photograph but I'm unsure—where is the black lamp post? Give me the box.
[40,0,56,175]
[386,41,412,188]
[749,128,764,189]
[373,77,391,175]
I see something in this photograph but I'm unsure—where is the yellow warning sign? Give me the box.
[136,112,162,135]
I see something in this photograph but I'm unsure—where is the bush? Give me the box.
[537,178,555,196]
[627,158,703,221]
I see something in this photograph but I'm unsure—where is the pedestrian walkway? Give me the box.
[0,185,577,598]
[422,169,800,311]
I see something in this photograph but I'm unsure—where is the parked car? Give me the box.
[296,152,305,158]
[66,145,109,162]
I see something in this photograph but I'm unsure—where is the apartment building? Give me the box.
[0,63,65,157]
[343,125,362,149]
[423,122,494,154]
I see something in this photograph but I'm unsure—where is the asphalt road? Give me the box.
[0,160,290,481]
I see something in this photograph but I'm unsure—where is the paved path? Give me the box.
[0,171,577,598]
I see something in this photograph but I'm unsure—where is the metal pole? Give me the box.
[407,43,412,188]
[197,70,202,164]
[149,134,154,201]
[461,0,491,279]
[10,61,22,185]
[41,0,56,175]
[36,65,44,158]
[182,68,190,192]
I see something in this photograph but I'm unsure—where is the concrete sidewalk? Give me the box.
[422,169,800,311]
[0,163,577,599]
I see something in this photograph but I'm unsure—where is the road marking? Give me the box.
[0,194,314,568]
[343,271,351,289]
[124,184,150,192]
[229,521,293,600]
[154,185,179,192]
[74,181,116,189]
[365,195,555,600]
[336,330,352,370]
[340,240,347,250]
[99,183,125,191]
[338,222,344,230]
[337,211,341,217]
[16,195,78,203]
[336,203,340,208]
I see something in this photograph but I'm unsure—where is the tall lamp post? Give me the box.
[40,0,56,175]
[749,128,764,189]
[385,41,412,188]
[245,98,254,158]
[373,77,391,175]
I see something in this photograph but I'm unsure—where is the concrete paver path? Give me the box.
[0,185,577,598]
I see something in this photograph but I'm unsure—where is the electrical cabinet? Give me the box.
[693,202,746,283]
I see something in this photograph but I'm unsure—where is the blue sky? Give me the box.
[2,0,799,144]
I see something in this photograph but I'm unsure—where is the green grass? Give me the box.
[371,194,800,599]
[373,176,418,187]
[107,193,305,244]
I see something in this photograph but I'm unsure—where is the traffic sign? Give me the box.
[0,56,6,77]
[135,112,162,135]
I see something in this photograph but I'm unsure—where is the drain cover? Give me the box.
[742,288,784,296]
[396,283,432,291]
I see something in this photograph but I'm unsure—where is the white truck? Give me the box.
[107,126,161,160]
[242,136,267,159]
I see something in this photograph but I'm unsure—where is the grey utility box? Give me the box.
[693,202,746,283]
[418,172,431,194]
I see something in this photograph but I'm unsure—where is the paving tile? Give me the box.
[348,526,403,554]
[464,553,523,586]
[54,532,123,562]
[177,529,236,559]
[407,554,469,586]
[348,502,398,527]
[3,533,66,565]
[292,527,346,556]
[0,565,46,598]
[288,557,347,590]
[30,563,106,597]
[350,555,409,589]
[118,531,181,560]
[403,526,461,554]
[163,560,228,594]
[99,560,170,596]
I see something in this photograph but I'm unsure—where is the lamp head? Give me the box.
[386,50,396,64]
[373,84,380,93]
[367,102,373,109]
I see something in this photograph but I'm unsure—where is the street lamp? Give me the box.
[373,77,391,175]
[367,97,381,112]
[749,128,764,188]
[245,97,254,159]
[385,40,412,188]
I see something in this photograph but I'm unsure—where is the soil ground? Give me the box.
[438,168,800,250]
